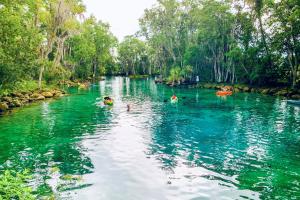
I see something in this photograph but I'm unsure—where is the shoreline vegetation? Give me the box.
[1,0,299,96]
[1,0,299,112]
[155,79,300,99]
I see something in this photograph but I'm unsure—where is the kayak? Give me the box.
[104,100,113,106]
[171,97,178,103]
[287,100,300,106]
[216,91,233,96]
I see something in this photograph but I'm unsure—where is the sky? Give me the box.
[82,0,157,41]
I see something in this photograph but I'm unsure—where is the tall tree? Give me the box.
[118,36,149,75]
[37,0,85,88]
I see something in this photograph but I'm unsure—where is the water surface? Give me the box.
[0,77,300,199]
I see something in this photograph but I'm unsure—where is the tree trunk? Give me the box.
[38,65,44,90]
[213,58,217,82]
[292,70,297,88]
[93,60,97,78]
[288,49,297,88]
[258,15,272,68]
[231,65,235,84]
[53,36,67,68]
[291,30,299,88]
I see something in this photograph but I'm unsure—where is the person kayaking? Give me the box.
[171,94,178,103]
[104,96,111,101]
[104,96,113,106]
[216,86,233,96]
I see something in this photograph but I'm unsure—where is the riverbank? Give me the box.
[128,74,149,79]
[0,88,66,113]
[0,80,92,114]
[193,83,300,99]
[155,79,300,99]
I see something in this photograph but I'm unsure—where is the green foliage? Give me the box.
[44,65,72,84]
[0,170,35,200]
[167,65,194,84]
[168,67,182,84]
[0,0,119,90]
[181,65,193,79]
[66,17,117,80]
[0,80,40,96]
[12,80,39,92]
[0,1,41,87]
[118,36,150,75]
[0,0,299,90]
[139,0,300,87]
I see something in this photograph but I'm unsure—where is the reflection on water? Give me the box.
[0,77,300,199]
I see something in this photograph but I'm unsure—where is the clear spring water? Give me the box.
[0,77,300,199]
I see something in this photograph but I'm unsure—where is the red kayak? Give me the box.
[216,91,233,96]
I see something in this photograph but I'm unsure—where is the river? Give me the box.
[0,77,300,199]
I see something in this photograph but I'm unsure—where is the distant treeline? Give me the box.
[137,0,300,87]
[0,0,299,92]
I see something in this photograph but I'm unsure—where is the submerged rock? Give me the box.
[203,83,214,89]
[261,89,270,94]
[21,98,29,104]
[30,93,45,101]
[11,92,23,98]
[268,88,278,95]
[0,102,9,111]
[36,95,46,101]
[1,96,13,103]
[42,92,53,98]
[291,94,300,100]
[22,94,30,101]
[12,99,22,107]
[30,93,40,99]
[243,87,250,92]
[276,89,289,97]
[0,88,65,113]
[54,92,63,97]
[234,88,240,93]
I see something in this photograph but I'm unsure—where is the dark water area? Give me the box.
[0,77,300,199]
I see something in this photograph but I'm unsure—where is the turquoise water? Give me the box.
[0,77,300,199]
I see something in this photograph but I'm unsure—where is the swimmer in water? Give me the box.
[127,104,131,112]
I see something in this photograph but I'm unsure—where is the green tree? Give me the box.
[0,0,41,89]
[268,0,300,88]
[37,0,85,88]
[66,17,117,80]
[118,36,149,75]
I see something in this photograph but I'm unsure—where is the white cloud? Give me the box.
[82,0,157,41]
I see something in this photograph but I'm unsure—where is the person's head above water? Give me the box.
[104,96,110,100]
[127,104,130,111]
